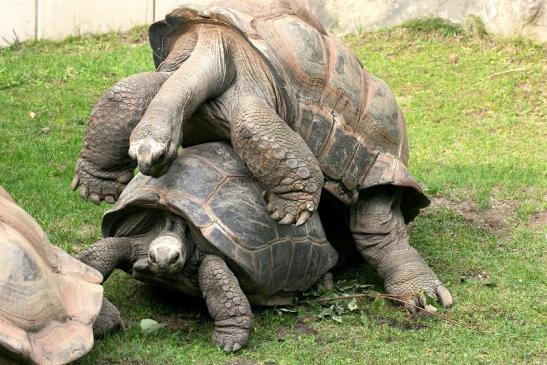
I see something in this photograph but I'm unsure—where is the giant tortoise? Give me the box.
[78,142,338,352]
[0,186,123,365]
[71,0,452,311]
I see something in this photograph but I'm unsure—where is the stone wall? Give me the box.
[302,0,546,41]
[0,0,155,47]
[1,0,545,48]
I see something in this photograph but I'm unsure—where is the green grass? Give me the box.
[0,22,545,364]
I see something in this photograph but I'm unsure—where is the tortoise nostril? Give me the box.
[153,148,167,163]
[169,251,180,264]
[139,162,152,176]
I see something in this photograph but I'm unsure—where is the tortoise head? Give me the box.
[148,217,187,274]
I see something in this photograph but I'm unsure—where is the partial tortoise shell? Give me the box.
[149,0,430,220]
[0,186,103,365]
[102,143,338,300]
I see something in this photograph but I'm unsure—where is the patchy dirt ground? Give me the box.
[528,210,547,230]
[276,318,318,342]
[223,360,279,365]
[427,197,519,238]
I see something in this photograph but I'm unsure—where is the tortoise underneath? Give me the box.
[78,142,338,352]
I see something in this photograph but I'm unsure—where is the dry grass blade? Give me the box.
[485,67,526,79]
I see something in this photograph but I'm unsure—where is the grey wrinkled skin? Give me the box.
[347,187,453,312]
[199,255,253,352]
[93,298,125,338]
[72,72,170,204]
[78,142,338,352]
[73,1,451,312]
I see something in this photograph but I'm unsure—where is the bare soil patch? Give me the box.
[527,210,547,230]
[428,197,518,238]
[276,318,318,341]
[379,317,430,330]
[223,360,279,365]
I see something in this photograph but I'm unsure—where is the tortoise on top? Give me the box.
[78,142,337,352]
[72,0,452,310]
[0,187,122,365]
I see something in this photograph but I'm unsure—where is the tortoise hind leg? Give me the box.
[230,95,323,225]
[349,186,453,313]
[198,255,253,352]
[315,271,334,291]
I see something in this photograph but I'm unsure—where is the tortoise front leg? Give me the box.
[129,27,235,177]
[93,297,125,338]
[78,238,131,337]
[72,72,170,204]
[77,237,134,282]
[231,96,324,225]
[198,255,253,352]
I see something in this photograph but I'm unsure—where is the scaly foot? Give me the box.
[71,158,133,204]
[212,317,252,352]
[264,189,319,226]
[380,250,453,314]
[128,136,178,177]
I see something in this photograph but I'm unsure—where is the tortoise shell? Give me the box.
[102,142,338,299]
[0,186,103,365]
[149,0,429,221]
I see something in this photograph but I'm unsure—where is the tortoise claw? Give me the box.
[262,190,318,225]
[72,158,133,204]
[90,193,101,205]
[404,298,419,315]
[232,342,242,352]
[404,293,439,315]
[279,213,295,225]
[79,185,89,200]
[70,174,80,191]
[437,285,454,308]
[296,211,312,226]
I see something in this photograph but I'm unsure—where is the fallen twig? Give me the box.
[485,67,526,79]
[298,292,488,333]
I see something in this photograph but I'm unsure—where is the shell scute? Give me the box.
[167,156,225,201]
[321,37,365,129]
[270,239,295,291]
[285,240,317,291]
[305,107,333,156]
[319,123,361,180]
[201,225,238,258]
[183,143,249,176]
[207,177,278,250]
[263,15,327,102]
[169,196,213,228]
